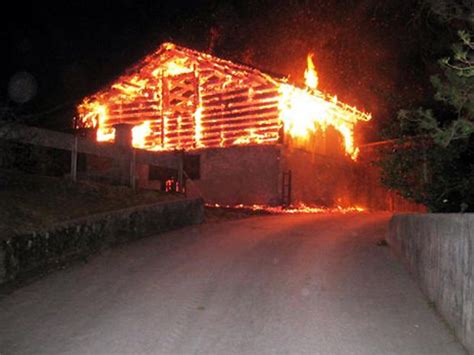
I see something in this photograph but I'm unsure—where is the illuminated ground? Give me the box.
[0,213,465,354]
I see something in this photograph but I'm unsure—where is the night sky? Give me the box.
[2,0,449,141]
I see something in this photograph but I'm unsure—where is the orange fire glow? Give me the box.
[77,43,371,160]
[278,53,370,159]
[132,120,152,149]
[207,203,366,214]
[304,53,318,91]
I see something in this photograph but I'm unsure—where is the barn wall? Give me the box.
[186,145,282,206]
[88,52,282,151]
[180,141,424,210]
[280,132,426,211]
[281,146,357,207]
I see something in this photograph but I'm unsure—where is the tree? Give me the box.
[378,0,474,212]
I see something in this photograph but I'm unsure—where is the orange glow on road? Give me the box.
[206,203,366,214]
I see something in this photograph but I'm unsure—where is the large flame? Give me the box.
[76,43,370,160]
[278,53,370,159]
[132,120,152,148]
[304,53,318,91]
[194,106,203,148]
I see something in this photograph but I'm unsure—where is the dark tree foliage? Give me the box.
[379,0,474,212]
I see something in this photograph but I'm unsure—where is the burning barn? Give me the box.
[76,42,371,207]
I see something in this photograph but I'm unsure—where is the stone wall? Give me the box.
[0,198,204,286]
[388,214,474,354]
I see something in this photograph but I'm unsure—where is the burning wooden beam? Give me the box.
[77,42,371,159]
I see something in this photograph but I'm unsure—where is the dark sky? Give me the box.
[2,0,448,139]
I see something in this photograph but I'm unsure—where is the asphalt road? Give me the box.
[0,213,466,354]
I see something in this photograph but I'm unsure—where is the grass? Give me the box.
[0,169,181,240]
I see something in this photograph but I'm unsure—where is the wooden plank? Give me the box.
[199,61,269,86]
[108,100,160,110]
[109,106,160,114]
[107,113,162,122]
[0,123,74,151]
[202,106,278,121]
[199,136,278,147]
[202,99,278,116]
[203,84,277,95]
[70,135,78,181]
[161,75,169,147]
[177,151,184,191]
[0,123,180,169]
[199,132,279,145]
[201,83,276,99]
[193,66,200,148]
[202,91,279,108]
[201,87,249,101]
[202,112,279,126]
[202,88,279,102]
[130,149,136,190]
[201,124,280,138]
[202,123,280,136]
[202,120,280,134]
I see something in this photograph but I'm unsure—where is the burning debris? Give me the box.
[77,43,370,160]
[206,203,366,214]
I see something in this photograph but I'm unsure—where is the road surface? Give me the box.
[0,213,466,354]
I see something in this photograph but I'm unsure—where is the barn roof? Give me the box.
[90,42,285,100]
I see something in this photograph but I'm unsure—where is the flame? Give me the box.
[194,106,203,148]
[304,53,318,90]
[97,127,115,142]
[233,128,273,145]
[206,203,366,214]
[77,101,105,129]
[76,43,371,159]
[132,120,152,148]
[77,101,116,142]
[278,53,371,159]
[152,57,193,77]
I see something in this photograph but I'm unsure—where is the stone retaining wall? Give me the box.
[388,214,474,354]
[0,198,204,286]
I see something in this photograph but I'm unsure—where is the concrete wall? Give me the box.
[187,145,281,206]
[388,214,474,354]
[0,198,204,286]
[185,143,360,208]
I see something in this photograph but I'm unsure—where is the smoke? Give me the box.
[8,71,37,104]
[207,26,221,54]
[215,0,431,142]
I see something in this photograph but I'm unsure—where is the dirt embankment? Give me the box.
[0,169,181,240]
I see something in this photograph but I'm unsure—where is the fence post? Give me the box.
[130,149,136,190]
[281,170,292,207]
[70,135,78,182]
[177,151,184,193]
[287,170,292,206]
[422,146,428,184]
